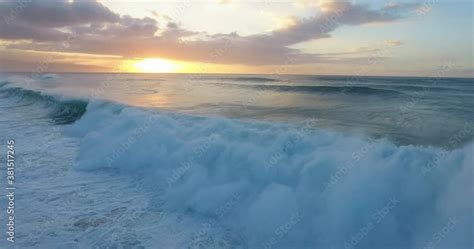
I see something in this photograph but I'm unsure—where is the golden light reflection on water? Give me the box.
[121,93,171,108]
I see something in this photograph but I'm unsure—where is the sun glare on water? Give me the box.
[132,58,180,73]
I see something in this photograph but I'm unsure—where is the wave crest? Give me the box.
[0,81,88,124]
[69,102,473,249]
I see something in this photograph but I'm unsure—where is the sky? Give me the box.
[0,0,472,77]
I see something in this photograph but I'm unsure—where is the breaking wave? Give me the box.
[1,76,472,248]
[66,100,473,249]
[0,81,88,124]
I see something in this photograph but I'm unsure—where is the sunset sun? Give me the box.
[132,58,180,73]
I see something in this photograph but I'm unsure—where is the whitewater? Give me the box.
[0,73,472,249]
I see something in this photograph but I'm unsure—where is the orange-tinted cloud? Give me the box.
[1,0,418,65]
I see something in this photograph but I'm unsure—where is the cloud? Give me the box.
[0,0,118,41]
[0,22,68,41]
[385,40,403,47]
[1,0,118,27]
[70,15,159,38]
[1,0,418,65]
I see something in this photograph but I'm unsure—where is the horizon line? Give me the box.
[0,71,472,80]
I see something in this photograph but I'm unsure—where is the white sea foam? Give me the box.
[66,101,473,249]
[1,74,472,248]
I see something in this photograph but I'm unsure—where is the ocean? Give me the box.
[0,73,472,248]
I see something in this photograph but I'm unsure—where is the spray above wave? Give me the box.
[68,101,473,249]
[0,82,88,124]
